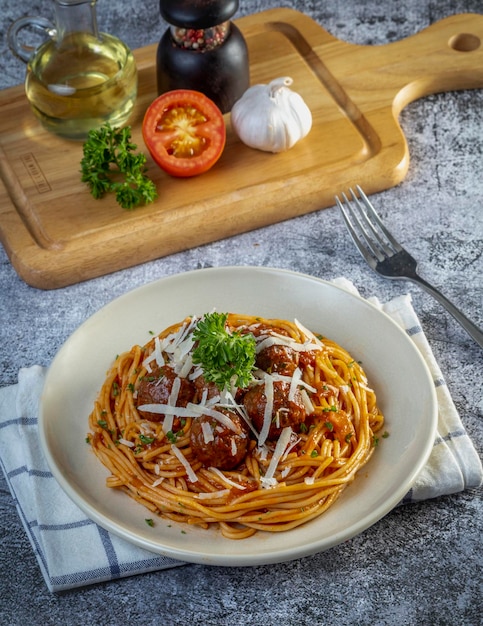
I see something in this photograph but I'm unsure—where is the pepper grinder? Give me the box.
[156,0,249,113]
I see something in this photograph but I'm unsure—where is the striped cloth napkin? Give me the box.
[0,280,481,592]
[332,277,482,502]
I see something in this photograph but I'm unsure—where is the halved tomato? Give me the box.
[142,90,226,178]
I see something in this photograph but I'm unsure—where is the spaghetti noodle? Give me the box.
[87,313,384,539]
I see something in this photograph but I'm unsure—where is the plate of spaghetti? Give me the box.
[39,266,437,565]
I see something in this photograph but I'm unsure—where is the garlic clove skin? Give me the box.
[231,77,312,153]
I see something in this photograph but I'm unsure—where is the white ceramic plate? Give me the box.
[39,267,437,566]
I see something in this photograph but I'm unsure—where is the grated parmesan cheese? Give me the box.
[137,403,196,417]
[163,413,174,435]
[118,438,134,448]
[197,489,230,500]
[168,376,181,406]
[219,390,259,438]
[188,366,204,381]
[268,372,317,394]
[300,389,315,414]
[255,333,321,354]
[209,466,246,490]
[201,420,215,444]
[171,445,198,483]
[187,403,239,433]
[261,426,293,489]
[176,353,193,379]
[288,367,302,402]
[258,374,274,447]
[282,434,301,460]
[294,319,324,347]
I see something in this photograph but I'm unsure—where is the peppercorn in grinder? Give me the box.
[156,0,249,113]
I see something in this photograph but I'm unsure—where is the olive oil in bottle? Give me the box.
[9,0,137,140]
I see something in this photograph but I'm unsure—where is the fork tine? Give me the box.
[346,189,394,259]
[335,191,382,265]
[336,186,404,264]
[353,186,403,254]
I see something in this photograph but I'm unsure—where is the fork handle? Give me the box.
[408,275,483,348]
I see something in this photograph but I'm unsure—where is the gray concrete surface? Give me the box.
[0,0,482,624]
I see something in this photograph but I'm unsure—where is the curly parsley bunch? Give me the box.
[81,123,157,210]
[192,312,257,390]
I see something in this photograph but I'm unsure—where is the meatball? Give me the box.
[194,372,248,403]
[190,409,249,470]
[136,365,194,422]
[247,323,299,376]
[256,344,299,377]
[243,380,306,440]
[193,374,221,402]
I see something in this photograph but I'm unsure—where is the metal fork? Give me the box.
[335,186,483,349]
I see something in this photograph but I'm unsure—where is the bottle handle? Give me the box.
[8,16,56,63]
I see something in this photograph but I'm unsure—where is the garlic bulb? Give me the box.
[231,77,312,153]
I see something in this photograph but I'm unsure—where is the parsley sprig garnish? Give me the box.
[80,123,157,210]
[192,312,256,390]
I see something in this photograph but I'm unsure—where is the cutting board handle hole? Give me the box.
[449,33,480,52]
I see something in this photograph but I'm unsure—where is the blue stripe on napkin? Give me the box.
[0,381,186,592]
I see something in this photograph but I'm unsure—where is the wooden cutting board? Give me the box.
[1,8,483,289]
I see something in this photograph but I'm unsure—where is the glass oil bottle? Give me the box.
[8,0,138,140]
